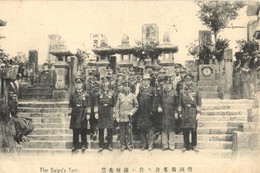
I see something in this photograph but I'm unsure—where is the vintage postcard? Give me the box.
[0,1,259,173]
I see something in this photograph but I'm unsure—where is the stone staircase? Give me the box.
[17,99,254,157]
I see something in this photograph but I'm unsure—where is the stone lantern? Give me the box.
[92,35,115,79]
[50,46,73,100]
[114,34,136,73]
[157,31,178,75]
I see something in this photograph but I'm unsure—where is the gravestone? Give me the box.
[28,50,38,85]
[224,49,233,99]
[199,30,212,46]
[142,24,159,44]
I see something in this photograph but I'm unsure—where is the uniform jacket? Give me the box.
[97,88,115,129]
[115,93,138,122]
[180,84,202,129]
[158,83,177,131]
[136,80,156,129]
[69,89,89,129]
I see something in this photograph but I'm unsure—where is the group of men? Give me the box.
[69,63,201,153]
[233,52,260,99]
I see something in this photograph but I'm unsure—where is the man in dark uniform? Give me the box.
[175,69,188,134]
[85,70,99,141]
[157,74,177,151]
[150,65,163,140]
[96,77,115,152]
[69,76,90,152]
[136,73,156,151]
[106,65,117,90]
[179,74,202,152]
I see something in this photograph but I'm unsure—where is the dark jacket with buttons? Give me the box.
[69,90,89,129]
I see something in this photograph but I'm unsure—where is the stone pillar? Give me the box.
[28,50,38,85]
[224,49,233,99]
[69,56,77,93]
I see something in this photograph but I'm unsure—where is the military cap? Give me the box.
[117,73,125,78]
[75,74,84,83]
[174,63,182,68]
[153,65,162,71]
[183,73,194,79]
[106,65,113,70]
[129,65,135,71]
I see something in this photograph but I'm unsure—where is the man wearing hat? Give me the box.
[96,77,115,152]
[150,65,163,140]
[106,65,117,89]
[136,73,156,151]
[86,70,99,141]
[179,74,201,152]
[157,74,178,151]
[115,84,138,151]
[175,69,188,134]
[69,76,90,152]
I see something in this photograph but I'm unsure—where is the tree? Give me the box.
[75,49,89,70]
[187,38,229,64]
[196,1,245,42]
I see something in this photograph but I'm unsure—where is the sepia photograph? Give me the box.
[0,1,259,173]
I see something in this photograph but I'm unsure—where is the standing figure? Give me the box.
[115,83,138,151]
[86,71,99,141]
[150,65,163,140]
[179,74,202,152]
[255,54,260,92]
[97,77,115,152]
[175,69,188,134]
[240,53,252,99]
[158,74,177,151]
[233,53,242,99]
[136,73,156,151]
[69,77,90,152]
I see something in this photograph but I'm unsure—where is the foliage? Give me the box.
[196,1,245,40]
[133,40,161,59]
[0,49,17,68]
[188,38,229,63]
[213,38,230,62]
[236,40,259,56]
[75,49,89,69]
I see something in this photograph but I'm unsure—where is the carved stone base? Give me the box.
[52,90,69,101]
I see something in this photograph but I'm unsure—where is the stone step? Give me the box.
[33,123,70,128]
[200,92,220,98]
[201,105,252,110]
[197,86,219,91]
[18,107,71,113]
[30,127,239,135]
[19,148,233,158]
[28,134,232,142]
[199,115,247,121]
[29,117,65,124]
[202,99,254,105]
[30,128,72,135]
[18,101,69,108]
[197,127,240,134]
[18,112,69,118]
[201,110,247,116]
[198,121,244,128]
[31,121,244,129]
[21,140,232,150]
